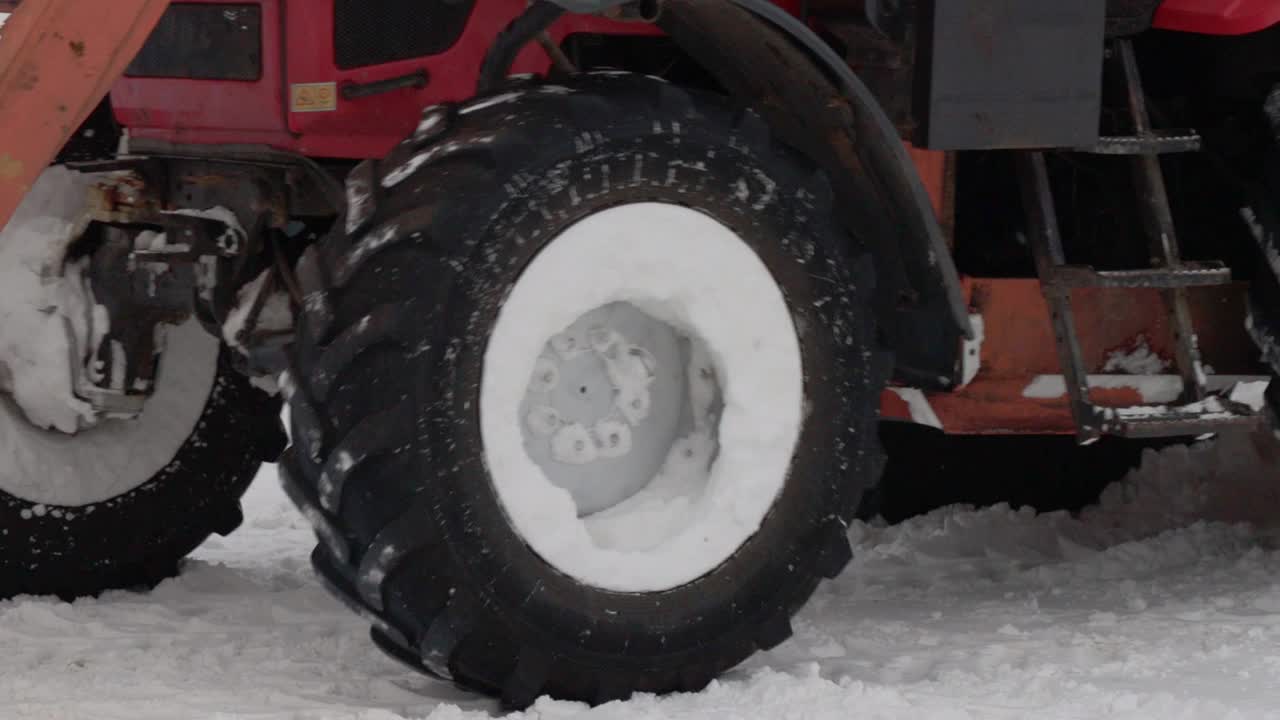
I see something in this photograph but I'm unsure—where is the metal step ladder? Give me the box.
[1018,38,1261,443]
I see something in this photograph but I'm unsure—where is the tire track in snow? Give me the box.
[1,432,1279,718]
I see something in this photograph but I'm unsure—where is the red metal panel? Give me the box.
[906,145,947,219]
[0,0,168,230]
[111,0,291,147]
[281,1,661,159]
[880,277,1260,434]
[1153,0,1280,36]
[114,0,799,159]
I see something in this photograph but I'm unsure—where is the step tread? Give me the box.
[1047,262,1230,289]
[1083,131,1202,155]
[1102,396,1262,438]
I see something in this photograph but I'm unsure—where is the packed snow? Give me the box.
[0,167,101,432]
[0,320,216,507]
[482,203,801,592]
[0,167,222,506]
[959,314,985,387]
[1,429,1279,718]
[887,387,944,429]
[1021,374,1260,403]
[1102,335,1171,375]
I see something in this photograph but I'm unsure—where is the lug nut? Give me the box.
[617,386,651,425]
[551,331,587,359]
[526,405,561,436]
[593,419,632,459]
[528,357,559,393]
[552,423,598,465]
[588,326,620,353]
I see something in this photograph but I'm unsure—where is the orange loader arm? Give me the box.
[0,0,168,229]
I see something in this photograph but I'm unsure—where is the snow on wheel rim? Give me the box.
[481,203,803,592]
[518,300,724,518]
[0,320,218,508]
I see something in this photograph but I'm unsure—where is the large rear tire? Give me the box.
[282,75,889,706]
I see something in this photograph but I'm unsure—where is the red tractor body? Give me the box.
[4,0,1280,708]
[109,0,696,158]
[90,0,1280,435]
[104,0,1278,161]
[1154,0,1280,35]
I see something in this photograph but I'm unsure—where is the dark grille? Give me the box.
[126,4,261,81]
[335,0,475,70]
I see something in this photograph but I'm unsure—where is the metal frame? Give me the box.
[0,0,169,229]
[1009,38,1262,442]
[1116,39,1208,404]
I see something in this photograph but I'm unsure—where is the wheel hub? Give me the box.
[519,301,722,516]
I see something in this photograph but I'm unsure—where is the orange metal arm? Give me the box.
[0,0,168,229]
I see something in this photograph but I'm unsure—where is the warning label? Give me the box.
[290,82,337,113]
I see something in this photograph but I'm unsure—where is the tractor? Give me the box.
[1,0,1279,708]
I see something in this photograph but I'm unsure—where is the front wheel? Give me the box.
[0,320,284,599]
[282,75,889,706]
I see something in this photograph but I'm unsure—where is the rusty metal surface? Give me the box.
[121,137,346,217]
[71,167,257,414]
[0,0,169,231]
[879,277,1264,434]
[820,18,916,134]
[970,279,1256,378]
[1019,151,1102,441]
[74,153,302,233]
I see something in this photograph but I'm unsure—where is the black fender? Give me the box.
[547,0,973,387]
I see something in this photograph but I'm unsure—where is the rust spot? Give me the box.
[15,63,38,91]
[0,154,24,181]
[69,40,86,58]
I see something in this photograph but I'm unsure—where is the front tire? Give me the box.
[283,75,889,706]
[0,321,284,599]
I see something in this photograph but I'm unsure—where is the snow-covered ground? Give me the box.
[3,431,1280,719]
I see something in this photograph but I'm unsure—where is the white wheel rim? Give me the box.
[481,202,803,592]
[0,320,218,508]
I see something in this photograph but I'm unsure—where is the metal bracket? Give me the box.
[71,169,254,416]
[1017,38,1263,442]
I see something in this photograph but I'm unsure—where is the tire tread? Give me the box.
[283,73,891,707]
